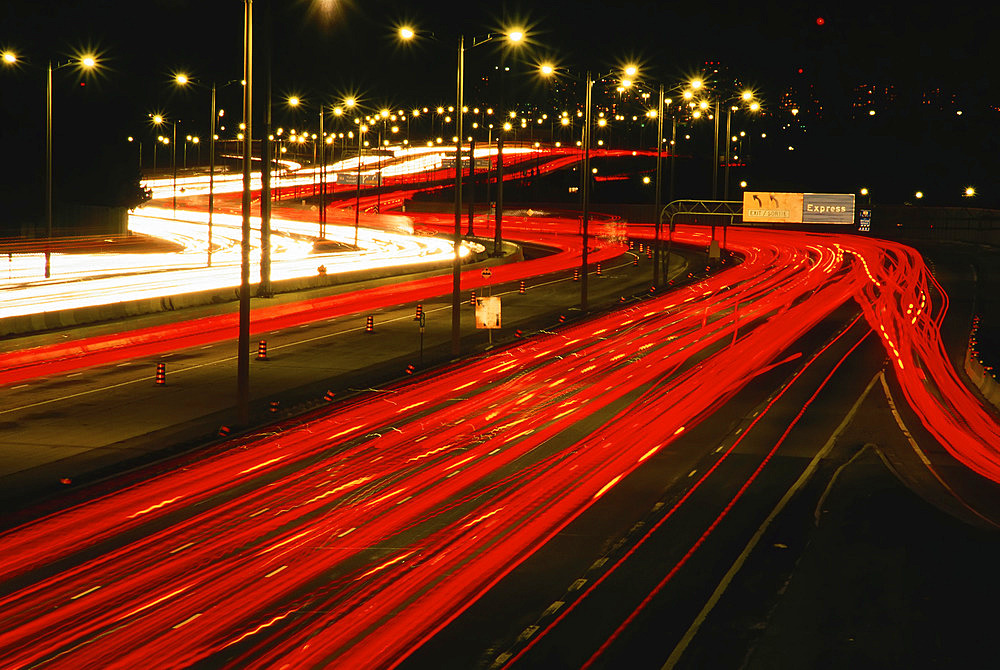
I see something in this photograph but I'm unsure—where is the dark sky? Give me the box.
[4,0,997,114]
[1,0,998,215]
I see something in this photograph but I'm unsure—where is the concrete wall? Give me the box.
[964,347,1000,411]
[0,242,520,339]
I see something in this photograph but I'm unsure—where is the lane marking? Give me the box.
[878,371,999,529]
[0,251,659,415]
[70,585,102,600]
[662,370,882,669]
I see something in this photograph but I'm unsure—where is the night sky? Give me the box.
[1,0,998,222]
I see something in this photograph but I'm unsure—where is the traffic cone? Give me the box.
[596,263,602,276]
[573,269,580,281]
[633,256,638,266]
[256,340,268,361]
[470,290,477,306]
[405,364,416,374]
[324,390,336,402]
[218,425,231,437]
[559,315,567,323]
[365,315,374,333]
[519,280,526,294]
[155,362,166,386]
[414,303,423,321]
[269,400,280,413]
[515,329,523,337]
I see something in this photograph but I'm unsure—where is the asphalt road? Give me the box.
[0,243,696,519]
[2,233,999,669]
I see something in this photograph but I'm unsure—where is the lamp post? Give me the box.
[151,114,179,217]
[237,0,253,426]
[3,51,98,278]
[540,64,633,311]
[399,26,524,357]
[354,122,366,247]
[287,95,327,239]
[723,92,760,200]
[627,71,700,285]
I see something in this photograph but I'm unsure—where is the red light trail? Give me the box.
[0,147,996,667]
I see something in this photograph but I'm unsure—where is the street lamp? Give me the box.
[541,64,636,310]
[2,50,98,278]
[151,114,179,216]
[173,72,230,267]
[287,95,329,238]
[354,122,368,246]
[399,25,525,356]
[723,91,760,200]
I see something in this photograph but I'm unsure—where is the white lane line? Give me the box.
[70,585,102,600]
[879,371,999,529]
[172,613,202,629]
[2,254,641,415]
[662,370,881,670]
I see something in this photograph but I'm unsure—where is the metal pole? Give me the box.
[354,126,362,246]
[669,117,677,203]
[493,134,504,255]
[172,123,178,216]
[451,35,464,357]
[238,0,253,425]
[654,83,664,286]
[581,70,592,312]
[319,108,325,238]
[724,106,732,201]
[45,61,52,278]
[376,125,382,213]
[712,99,719,200]
[492,53,505,257]
[208,82,216,267]
[467,137,475,235]
[259,1,272,296]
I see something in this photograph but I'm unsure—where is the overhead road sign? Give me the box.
[742,192,855,224]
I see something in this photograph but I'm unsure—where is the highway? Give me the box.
[1,148,999,668]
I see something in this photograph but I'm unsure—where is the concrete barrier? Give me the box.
[965,346,1000,410]
[0,242,515,339]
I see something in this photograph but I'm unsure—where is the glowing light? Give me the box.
[399,26,414,40]
[1,51,16,64]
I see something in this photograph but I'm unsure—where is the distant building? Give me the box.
[851,83,896,119]
[920,87,959,112]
